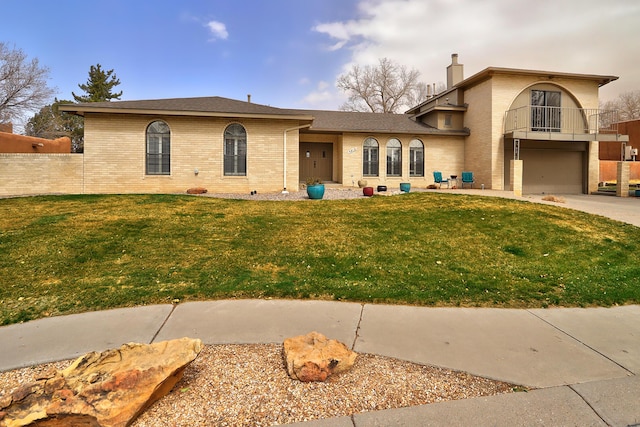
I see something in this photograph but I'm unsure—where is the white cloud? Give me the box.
[313,0,640,101]
[299,81,346,110]
[317,81,330,91]
[206,20,229,41]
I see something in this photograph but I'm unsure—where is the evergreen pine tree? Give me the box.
[72,64,123,102]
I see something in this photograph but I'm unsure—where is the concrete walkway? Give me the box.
[1,300,639,426]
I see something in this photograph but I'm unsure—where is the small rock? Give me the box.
[283,332,357,382]
[0,337,202,427]
[186,187,207,194]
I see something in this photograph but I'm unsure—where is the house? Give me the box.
[55,94,467,195]
[0,55,628,197]
[407,54,627,194]
[0,124,71,153]
[599,118,640,183]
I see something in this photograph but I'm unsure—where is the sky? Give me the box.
[2,0,639,125]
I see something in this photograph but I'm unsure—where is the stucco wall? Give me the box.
[0,132,71,153]
[82,113,301,194]
[600,161,640,182]
[0,154,83,196]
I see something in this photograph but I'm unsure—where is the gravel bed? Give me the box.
[0,344,519,426]
[200,187,415,201]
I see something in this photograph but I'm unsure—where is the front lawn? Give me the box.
[1,193,639,325]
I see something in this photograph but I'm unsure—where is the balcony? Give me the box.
[504,106,627,142]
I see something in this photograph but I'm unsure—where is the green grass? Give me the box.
[1,193,639,325]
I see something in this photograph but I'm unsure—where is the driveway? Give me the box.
[446,189,640,228]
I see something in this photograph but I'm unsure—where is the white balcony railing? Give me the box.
[504,106,620,135]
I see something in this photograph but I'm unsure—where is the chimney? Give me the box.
[247,94,251,103]
[446,53,464,90]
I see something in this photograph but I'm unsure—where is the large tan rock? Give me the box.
[283,332,357,382]
[0,337,202,427]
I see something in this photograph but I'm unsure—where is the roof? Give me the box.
[58,96,314,121]
[60,96,468,136]
[406,67,619,115]
[458,67,619,90]
[294,109,459,135]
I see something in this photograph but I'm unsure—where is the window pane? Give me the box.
[363,138,379,177]
[225,139,235,156]
[531,90,561,132]
[224,124,247,176]
[410,139,424,177]
[387,138,401,148]
[148,136,160,154]
[161,154,170,174]
[146,121,170,175]
[546,91,561,107]
[148,121,170,134]
[386,138,401,177]
[531,90,545,106]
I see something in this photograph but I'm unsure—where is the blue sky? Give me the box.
[2,0,639,123]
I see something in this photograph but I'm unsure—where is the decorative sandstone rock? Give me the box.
[186,187,207,194]
[0,337,202,427]
[283,331,357,382]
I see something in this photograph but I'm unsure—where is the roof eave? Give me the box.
[406,68,618,115]
[458,67,619,89]
[58,105,314,121]
[305,127,468,136]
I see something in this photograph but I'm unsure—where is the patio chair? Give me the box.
[461,171,475,188]
[433,171,449,188]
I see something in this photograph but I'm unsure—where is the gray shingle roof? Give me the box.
[61,96,309,118]
[61,96,467,135]
[294,109,444,134]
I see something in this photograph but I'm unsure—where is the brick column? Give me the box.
[587,141,599,194]
[510,159,523,196]
[616,161,630,197]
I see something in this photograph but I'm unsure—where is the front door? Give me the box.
[300,142,333,182]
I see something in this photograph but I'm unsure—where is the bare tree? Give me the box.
[0,43,56,125]
[600,90,640,122]
[615,90,640,121]
[337,58,428,113]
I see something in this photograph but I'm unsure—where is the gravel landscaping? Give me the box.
[0,344,519,426]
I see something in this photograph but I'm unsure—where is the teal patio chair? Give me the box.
[461,171,475,188]
[433,171,449,188]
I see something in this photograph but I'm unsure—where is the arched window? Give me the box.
[224,124,247,176]
[409,139,424,177]
[363,137,379,177]
[146,120,170,175]
[386,138,401,177]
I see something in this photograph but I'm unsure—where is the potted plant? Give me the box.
[357,179,368,188]
[306,177,325,200]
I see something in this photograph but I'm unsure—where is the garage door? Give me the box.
[521,149,583,194]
